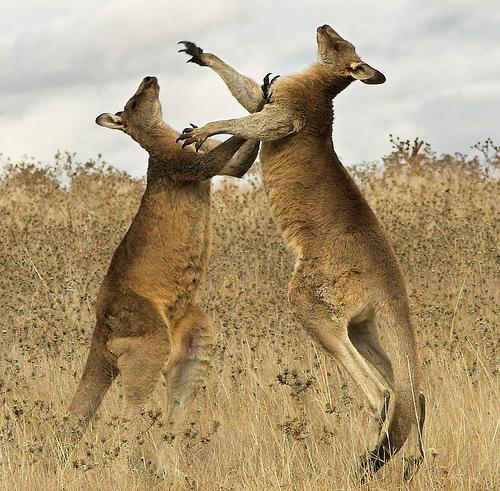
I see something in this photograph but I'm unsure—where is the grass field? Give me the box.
[0,138,498,490]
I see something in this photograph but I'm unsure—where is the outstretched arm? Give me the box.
[218,138,260,177]
[169,136,252,181]
[175,126,259,179]
[196,136,259,178]
[178,103,306,149]
[177,42,281,176]
[179,41,265,113]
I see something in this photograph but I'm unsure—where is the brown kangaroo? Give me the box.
[67,76,259,462]
[178,27,426,481]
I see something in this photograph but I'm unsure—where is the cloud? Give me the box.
[1,0,499,175]
[0,0,244,95]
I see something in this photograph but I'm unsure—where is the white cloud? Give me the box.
[1,0,499,175]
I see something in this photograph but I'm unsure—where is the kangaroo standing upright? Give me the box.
[68,76,259,466]
[178,26,426,481]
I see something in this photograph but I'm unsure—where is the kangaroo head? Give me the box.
[96,76,163,140]
[316,25,386,85]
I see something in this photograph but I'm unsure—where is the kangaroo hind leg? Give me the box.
[347,316,395,389]
[68,324,118,425]
[162,304,214,429]
[102,304,172,474]
[288,283,390,456]
[109,328,170,420]
[403,391,426,481]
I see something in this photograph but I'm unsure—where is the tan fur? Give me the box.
[67,77,259,465]
[181,27,425,480]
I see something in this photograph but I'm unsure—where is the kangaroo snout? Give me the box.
[317,24,343,40]
[317,24,336,34]
[143,76,158,85]
[138,76,159,93]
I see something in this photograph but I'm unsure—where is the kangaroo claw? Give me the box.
[176,128,195,143]
[181,139,195,148]
[379,390,390,425]
[261,72,280,103]
[177,41,207,66]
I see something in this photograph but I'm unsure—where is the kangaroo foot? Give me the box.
[358,390,391,482]
[403,391,426,481]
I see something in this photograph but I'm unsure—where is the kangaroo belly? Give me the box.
[104,182,211,308]
[260,139,405,292]
[260,140,333,255]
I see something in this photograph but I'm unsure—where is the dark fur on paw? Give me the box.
[261,72,280,103]
[176,124,198,143]
[178,41,207,66]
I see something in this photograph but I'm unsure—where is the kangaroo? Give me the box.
[178,27,426,481]
[67,76,259,467]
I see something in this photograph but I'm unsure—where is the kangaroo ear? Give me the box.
[95,112,125,130]
[349,62,386,85]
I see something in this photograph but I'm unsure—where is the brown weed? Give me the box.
[0,140,498,490]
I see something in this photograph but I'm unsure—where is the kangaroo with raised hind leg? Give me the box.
[178,26,426,481]
[67,75,259,472]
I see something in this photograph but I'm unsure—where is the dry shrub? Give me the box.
[0,140,498,490]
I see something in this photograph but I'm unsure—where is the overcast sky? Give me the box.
[1,0,499,176]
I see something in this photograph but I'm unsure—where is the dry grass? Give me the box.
[0,139,498,490]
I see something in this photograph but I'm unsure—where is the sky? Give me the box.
[1,0,499,176]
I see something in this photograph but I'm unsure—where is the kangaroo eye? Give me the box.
[130,100,137,110]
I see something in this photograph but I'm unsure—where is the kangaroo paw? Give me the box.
[177,125,208,151]
[261,72,280,103]
[178,41,207,66]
